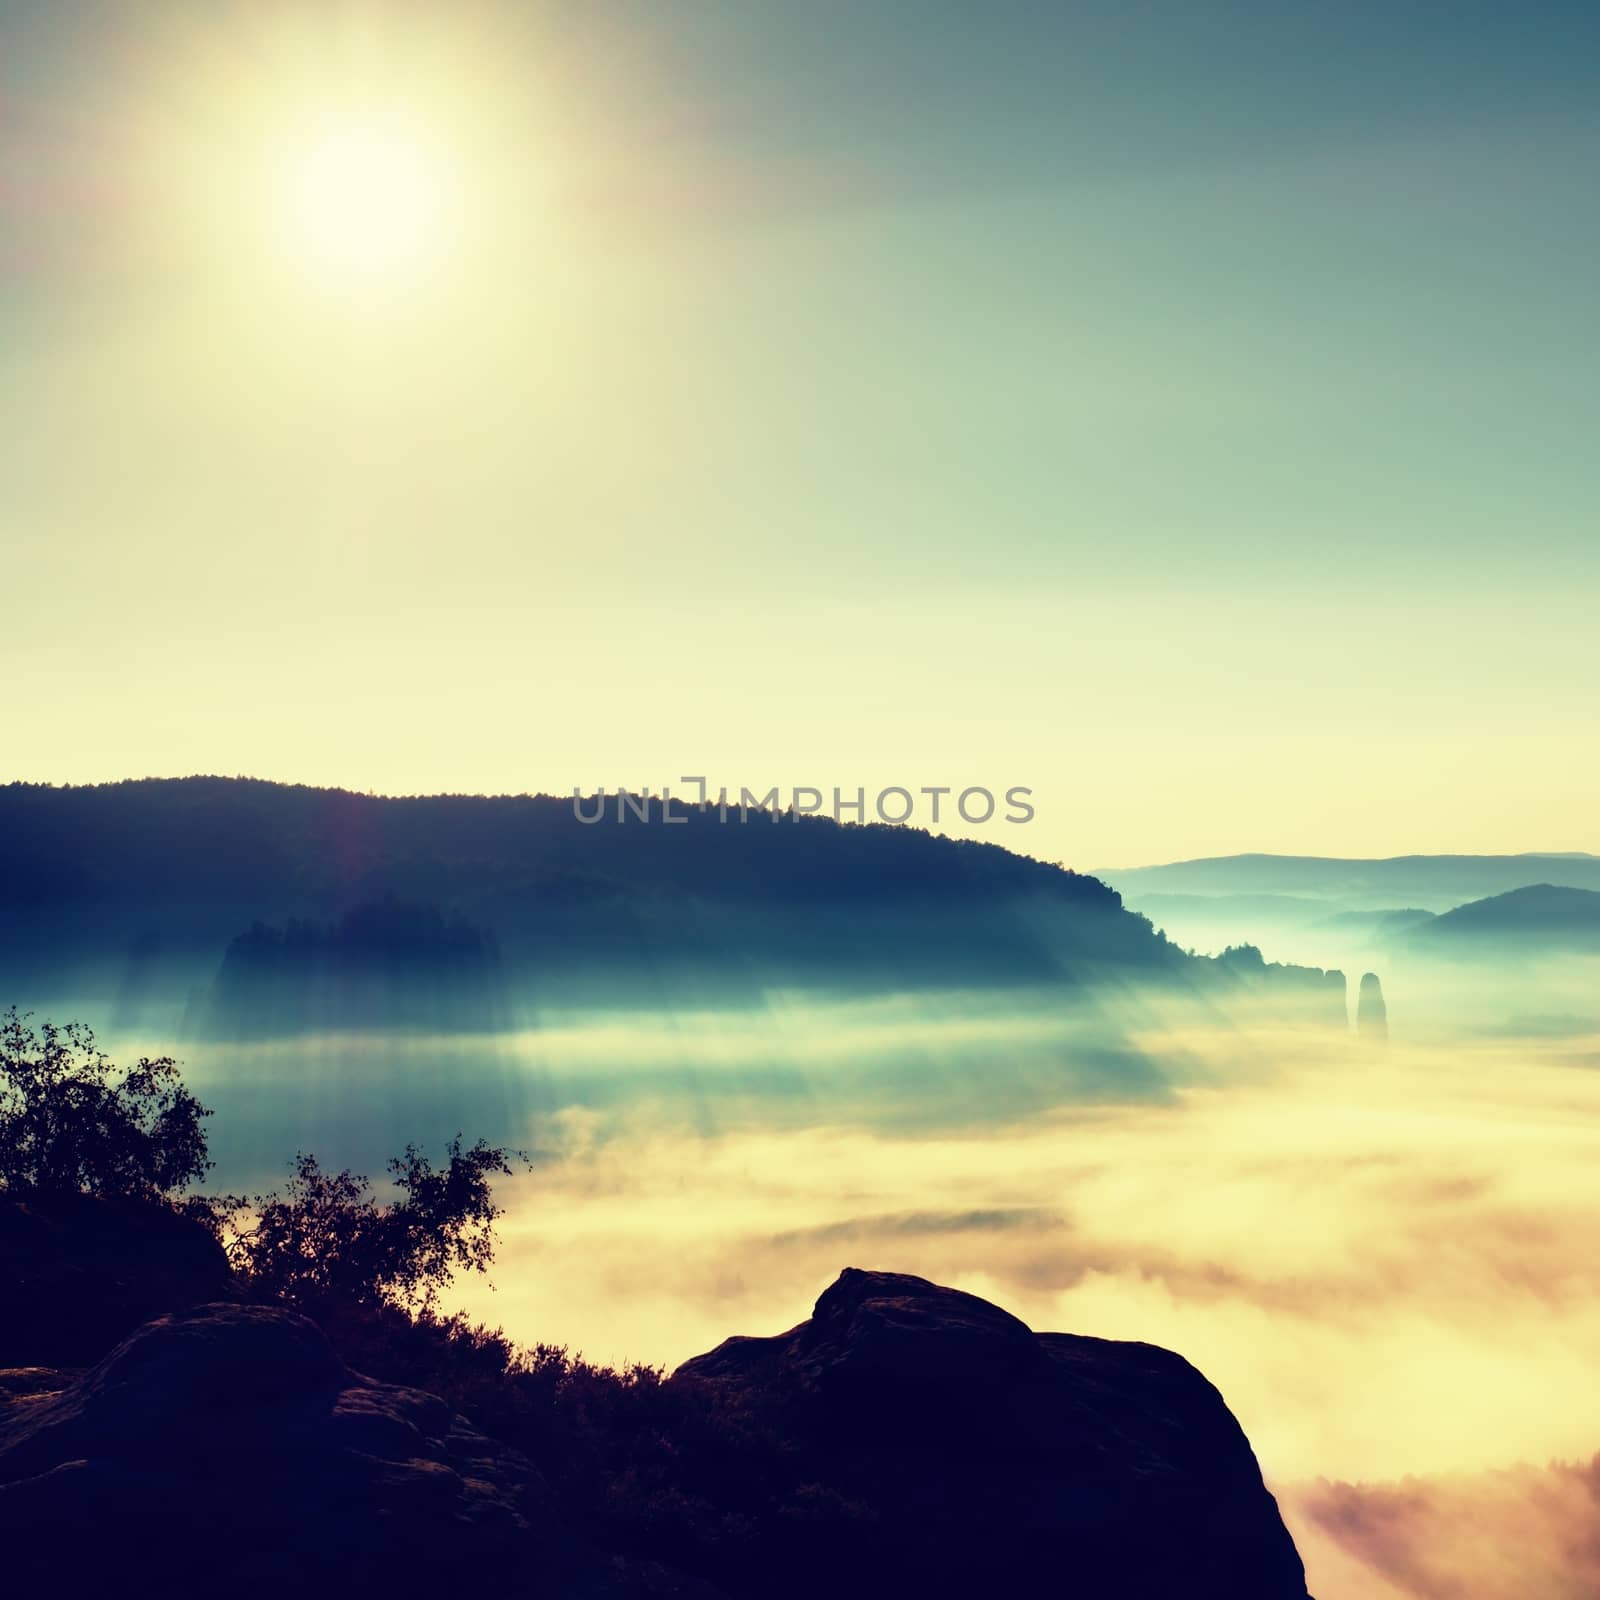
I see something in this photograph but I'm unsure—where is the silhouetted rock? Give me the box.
[1214,943,1348,1026]
[0,1303,616,1594]
[0,1265,1315,1597]
[676,1268,1312,1599]
[0,1194,234,1366]
[1357,972,1388,1043]
[195,896,512,1037]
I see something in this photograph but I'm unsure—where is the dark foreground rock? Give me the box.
[0,1269,1312,1598]
[0,1302,694,1597]
[0,1194,234,1365]
[677,1268,1312,1599]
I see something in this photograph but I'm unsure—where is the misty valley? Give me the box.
[4,780,1600,1596]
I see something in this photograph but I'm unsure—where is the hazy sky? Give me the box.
[5,1,1598,865]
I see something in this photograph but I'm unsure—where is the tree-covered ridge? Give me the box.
[0,776,1114,909]
[1,779,1356,1030]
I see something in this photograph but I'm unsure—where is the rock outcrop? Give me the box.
[1357,972,1388,1043]
[1213,943,1349,1027]
[0,1265,1314,1598]
[677,1268,1312,1599]
[0,1194,234,1365]
[0,1303,554,1593]
[196,899,512,1038]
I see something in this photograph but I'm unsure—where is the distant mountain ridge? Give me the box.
[1100,852,1600,911]
[1407,884,1600,953]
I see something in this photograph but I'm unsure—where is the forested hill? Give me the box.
[0,779,1344,1023]
[2,777,1107,910]
[1408,884,1600,953]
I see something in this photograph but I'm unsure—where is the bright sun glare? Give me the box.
[274,119,453,284]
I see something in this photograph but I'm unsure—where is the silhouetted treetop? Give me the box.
[229,1135,524,1314]
[0,1007,211,1201]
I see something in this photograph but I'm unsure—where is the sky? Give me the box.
[4,0,1598,866]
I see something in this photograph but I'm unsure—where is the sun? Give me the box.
[272,117,455,286]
